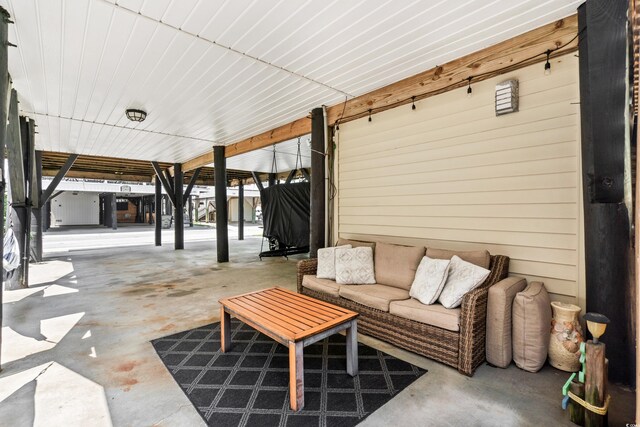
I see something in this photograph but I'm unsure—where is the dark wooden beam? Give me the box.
[214,146,229,262]
[164,168,174,192]
[251,171,264,192]
[310,107,325,257]
[0,5,10,372]
[174,163,184,250]
[40,153,78,206]
[6,89,24,204]
[578,1,633,386]
[183,167,201,204]
[155,178,161,246]
[238,181,244,241]
[285,169,297,185]
[151,161,176,206]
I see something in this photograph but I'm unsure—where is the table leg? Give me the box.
[289,340,304,411]
[220,307,231,353]
[346,320,358,376]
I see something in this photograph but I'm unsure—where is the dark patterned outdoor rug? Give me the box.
[152,319,426,426]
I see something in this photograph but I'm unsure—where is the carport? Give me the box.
[0,0,637,425]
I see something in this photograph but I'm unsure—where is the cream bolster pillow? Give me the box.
[409,256,451,305]
[512,281,552,373]
[335,246,376,285]
[438,255,491,309]
[486,277,527,368]
[316,245,352,280]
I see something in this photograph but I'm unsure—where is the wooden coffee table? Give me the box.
[219,287,358,411]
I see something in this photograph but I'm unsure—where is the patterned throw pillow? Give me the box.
[335,247,376,285]
[316,245,352,280]
[409,256,451,305]
[438,255,491,309]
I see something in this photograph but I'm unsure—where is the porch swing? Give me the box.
[258,139,310,259]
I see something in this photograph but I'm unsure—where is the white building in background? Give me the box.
[44,178,261,227]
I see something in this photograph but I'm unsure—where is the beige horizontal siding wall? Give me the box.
[335,53,584,308]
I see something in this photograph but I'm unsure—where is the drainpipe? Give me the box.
[322,106,329,247]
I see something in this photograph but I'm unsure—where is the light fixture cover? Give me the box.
[495,79,519,116]
[126,108,147,122]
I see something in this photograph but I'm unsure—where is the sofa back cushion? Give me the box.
[426,247,491,270]
[336,238,376,254]
[374,242,425,290]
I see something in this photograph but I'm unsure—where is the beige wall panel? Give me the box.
[336,54,583,307]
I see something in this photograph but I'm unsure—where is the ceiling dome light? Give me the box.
[125,108,147,122]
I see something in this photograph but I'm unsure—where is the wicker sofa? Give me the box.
[296,239,510,376]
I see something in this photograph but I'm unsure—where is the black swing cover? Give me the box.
[260,181,310,255]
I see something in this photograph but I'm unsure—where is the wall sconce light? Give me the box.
[495,79,519,116]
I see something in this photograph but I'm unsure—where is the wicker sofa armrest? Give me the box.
[457,254,510,375]
[296,258,318,292]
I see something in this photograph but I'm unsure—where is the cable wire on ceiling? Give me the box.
[103,0,354,99]
[27,112,216,144]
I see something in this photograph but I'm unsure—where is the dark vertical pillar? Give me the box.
[310,107,325,257]
[20,117,32,288]
[44,201,51,231]
[0,5,9,372]
[214,146,229,262]
[174,163,184,250]
[578,2,633,386]
[155,179,161,246]
[30,150,42,262]
[110,193,117,230]
[188,196,193,227]
[238,181,244,240]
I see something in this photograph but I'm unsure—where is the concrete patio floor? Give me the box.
[0,227,635,426]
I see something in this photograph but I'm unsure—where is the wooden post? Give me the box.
[30,150,43,262]
[155,178,161,246]
[188,196,193,227]
[173,163,184,250]
[577,1,633,385]
[110,193,117,230]
[238,181,244,240]
[569,380,585,425]
[310,107,325,257]
[0,5,10,371]
[214,146,229,262]
[585,341,606,427]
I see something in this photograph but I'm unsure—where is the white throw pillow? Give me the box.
[409,256,451,305]
[438,255,491,309]
[335,247,376,285]
[316,245,352,280]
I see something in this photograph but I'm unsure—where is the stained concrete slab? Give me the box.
[0,227,635,426]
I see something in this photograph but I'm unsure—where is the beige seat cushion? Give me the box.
[339,284,409,312]
[512,281,551,373]
[302,275,341,297]
[336,238,376,254]
[426,247,491,269]
[374,242,425,290]
[486,277,527,368]
[389,298,461,332]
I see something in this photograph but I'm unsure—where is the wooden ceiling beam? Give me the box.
[43,169,153,183]
[182,15,579,172]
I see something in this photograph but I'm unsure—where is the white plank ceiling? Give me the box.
[2,0,582,169]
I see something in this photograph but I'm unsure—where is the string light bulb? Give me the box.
[368,109,372,122]
[544,50,551,75]
[466,77,473,98]
[411,96,416,110]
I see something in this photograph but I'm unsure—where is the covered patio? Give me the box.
[0,0,637,426]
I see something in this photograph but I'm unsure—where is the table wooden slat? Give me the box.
[220,287,357,342]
